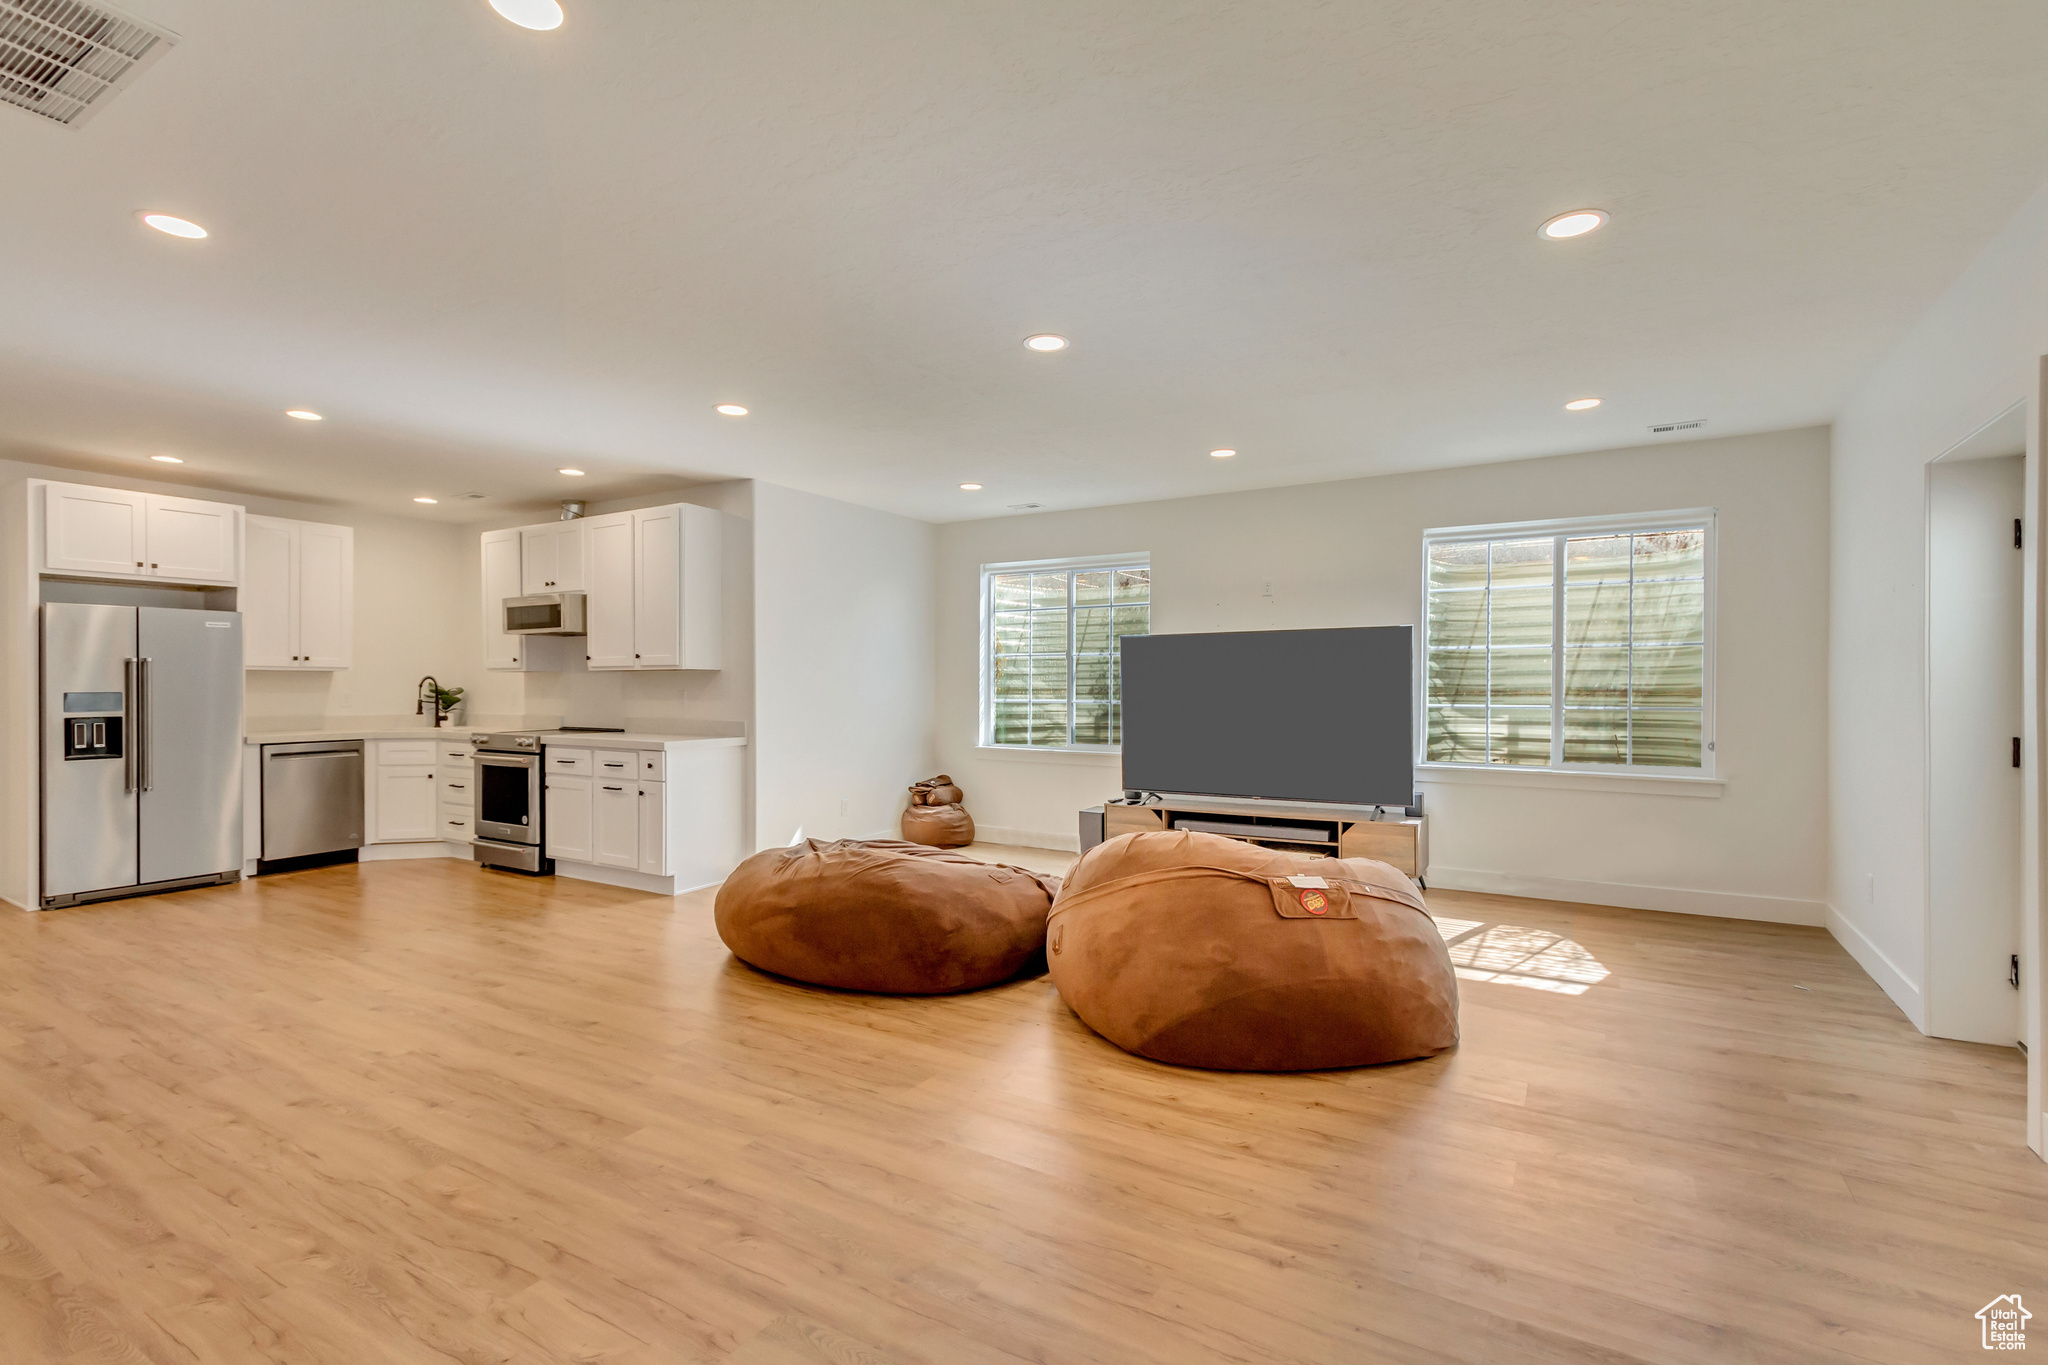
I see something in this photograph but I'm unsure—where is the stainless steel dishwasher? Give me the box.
[259,740,365,870]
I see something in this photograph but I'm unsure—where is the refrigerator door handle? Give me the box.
[136,656,152,793]
[123,657,139,794]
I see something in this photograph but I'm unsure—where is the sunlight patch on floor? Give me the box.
[1432,918,1610,996]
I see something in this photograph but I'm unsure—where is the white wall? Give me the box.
[935,428,1832,924]
[752,483,937,850]
[1830,176,2048,1155]
[1927,455,2024,1046]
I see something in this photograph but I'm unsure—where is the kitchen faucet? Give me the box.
[416,676,445,728]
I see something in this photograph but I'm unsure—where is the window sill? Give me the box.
[1416,762,1724,798]
[975,745,1121,764]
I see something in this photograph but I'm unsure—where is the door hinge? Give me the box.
[2015,737,2023,768]
[2016,518,2024,549]
[2012,953,2022,990]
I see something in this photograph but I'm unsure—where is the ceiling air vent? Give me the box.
[1008,502,1043,512]
[0,0,177,129]
[1649,419,1706,435]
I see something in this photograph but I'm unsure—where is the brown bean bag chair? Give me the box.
[1047,831,1458,1070]
[716,839,1060,993]
[902,802,975,847]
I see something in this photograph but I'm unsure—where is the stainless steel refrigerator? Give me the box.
[42,603,244,909]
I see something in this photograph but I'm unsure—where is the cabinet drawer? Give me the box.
[440,814,474,842]
[439,744,474,766]
[439,775,475,806]
[545,747,593,775]
[639,750,665,780]
[378,740,436,766]
[593,751,636,779]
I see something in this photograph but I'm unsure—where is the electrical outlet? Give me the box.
[1262,579,1274,597]
[840,797,849,817]
[1868,873,1876,905]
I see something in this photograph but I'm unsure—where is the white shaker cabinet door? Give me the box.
[295,521,354,669]
[583,513,636,669]
[637,780,668,877]
[592,777,639,869]
[545,775,593,863]
[372,767,439,842]
[144,494,239,583]
[44,483,148,577]
[241,517,299,668]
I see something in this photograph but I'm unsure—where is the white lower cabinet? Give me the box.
[545,774,593,863]
[437,741,474,844]
[637,780,668,876]
[593,778,639,869]
[372,767,438,842]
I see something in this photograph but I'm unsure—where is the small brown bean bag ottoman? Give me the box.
[1048,831,1458,1070]
[901,802,975,847]
[716,839,1061,994]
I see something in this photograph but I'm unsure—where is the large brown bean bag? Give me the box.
[901,802,975,847]
[1048,831,1458,1070]
[716,839,1060,993]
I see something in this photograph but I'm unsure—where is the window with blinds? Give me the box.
[1424,513,1712,772]
[983,558,1150,748]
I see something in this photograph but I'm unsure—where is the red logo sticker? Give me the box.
[1299,888,1329,915]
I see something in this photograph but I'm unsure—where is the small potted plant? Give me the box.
[433,684,465,727]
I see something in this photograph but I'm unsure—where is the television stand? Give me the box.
[1094,794,1428,882]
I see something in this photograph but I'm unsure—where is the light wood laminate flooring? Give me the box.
[0,847,2038,1364]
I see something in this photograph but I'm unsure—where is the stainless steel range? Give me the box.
[469,728,623,875]
[469,731,550,874]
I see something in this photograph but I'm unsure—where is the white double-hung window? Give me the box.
[981,554,1150,749]
[1422,510,1714,773]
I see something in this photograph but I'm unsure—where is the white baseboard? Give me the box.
[557,861,678,895]
[975,825,1081,853]
[360,842,463,862]
[1426,865,1827,926]
[1823,903,1926,1029]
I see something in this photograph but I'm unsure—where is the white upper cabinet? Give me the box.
[144,495,239,582]
[244,515,353,670]
[520,521,587,594]
[43,484,147,576]
[40,481,242,585]
[596,503,721,671]
[492,504,721,673]
[583,513,636,668]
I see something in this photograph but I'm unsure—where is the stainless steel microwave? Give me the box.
[504,592,587,635]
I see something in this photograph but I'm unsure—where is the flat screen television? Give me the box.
[1119,626,1413,807]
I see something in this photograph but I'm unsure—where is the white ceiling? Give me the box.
[4,0,2047,523]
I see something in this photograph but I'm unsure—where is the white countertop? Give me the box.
[534,731,747,749]
[247,727,480,745]
[246,727,745,749]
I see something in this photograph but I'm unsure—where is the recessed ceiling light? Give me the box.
[715,404,749,417]
[413,497,438,504]
[1024,334,1069,352]
[150,455,183,463]
[1564,397,1602,411]
[488,0,564,30]
[1539,209,1609,240]
[285,409,323,421]
[959,483,983,491]
[140,212,207,239]
[559,468,586,476]
[1210,448,1237,459]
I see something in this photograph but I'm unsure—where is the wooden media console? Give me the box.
[1098,795,1428,881]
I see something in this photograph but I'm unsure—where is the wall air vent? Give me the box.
[1008,502,1043,511]
[1649,419,1707,435]
[0,0,176,128]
